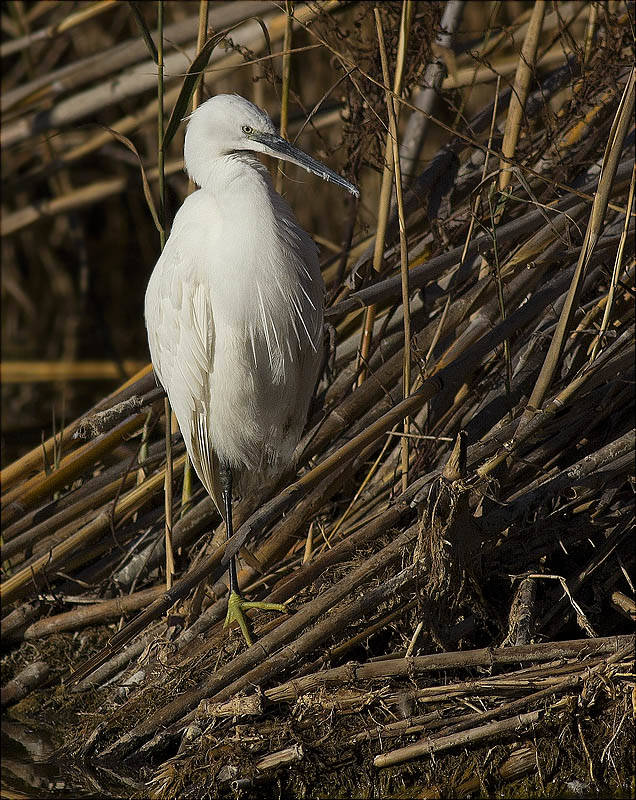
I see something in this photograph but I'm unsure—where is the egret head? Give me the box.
[184,94,359,197]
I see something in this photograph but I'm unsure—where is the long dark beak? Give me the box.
[253,132,359,198]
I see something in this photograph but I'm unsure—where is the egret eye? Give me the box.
[242,125,253,135]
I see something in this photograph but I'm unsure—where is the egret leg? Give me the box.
[219,463,287,646]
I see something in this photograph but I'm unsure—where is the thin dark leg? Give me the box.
[220,463,287,646]
[219,462,238,594]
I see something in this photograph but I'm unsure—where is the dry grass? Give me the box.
[1,2,634,798]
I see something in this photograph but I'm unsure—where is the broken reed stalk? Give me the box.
[180,0,210,517]
[72,386,164,439]
[153,2,173,593]
[482,429,634,538]
[275,0,293,194]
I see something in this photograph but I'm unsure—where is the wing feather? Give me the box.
[146,264,222,515]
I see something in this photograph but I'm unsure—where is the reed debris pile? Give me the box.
[2,2,634,797]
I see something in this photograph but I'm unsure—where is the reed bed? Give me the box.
[1,2,634,797]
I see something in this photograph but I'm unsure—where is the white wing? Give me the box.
[145,248,223,514]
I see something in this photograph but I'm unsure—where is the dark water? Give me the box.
[2,719,141,799]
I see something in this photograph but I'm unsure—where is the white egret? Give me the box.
[145,94,358,645]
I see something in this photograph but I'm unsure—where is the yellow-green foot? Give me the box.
[223,590,287,646]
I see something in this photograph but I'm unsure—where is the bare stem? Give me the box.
[374,3,412,491]
[182,0,210,515]
[275,1,293,194]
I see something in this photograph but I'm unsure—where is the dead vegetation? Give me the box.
[1,1,635,798]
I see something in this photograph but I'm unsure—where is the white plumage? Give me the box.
[144,94,358,643]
